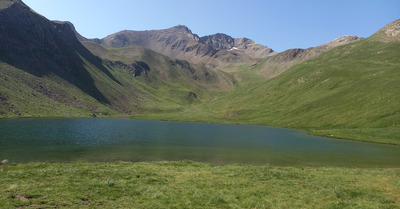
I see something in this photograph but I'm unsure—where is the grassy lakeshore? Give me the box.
[0,161,399,208]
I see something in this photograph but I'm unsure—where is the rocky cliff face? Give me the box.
[91,25,275,67]
[199,34,274,58]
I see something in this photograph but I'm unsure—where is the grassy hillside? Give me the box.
[0,62,116,118]
[199,31,400,144]
[80,42,236,115]
[0,45,236,118]
[138,22,400,145]
[1,161,399,208]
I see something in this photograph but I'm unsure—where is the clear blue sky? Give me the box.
[23,0,399,52]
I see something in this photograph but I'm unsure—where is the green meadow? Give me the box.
[1,161,399,208]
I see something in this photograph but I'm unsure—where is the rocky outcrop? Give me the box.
[318,35,363,50]
[105,60,150,77]
[131,61,150,77]
[383,20,400,38]
[375,19,400,41]
[0,159,8,165]
[169,60,196,74]
[199,34,275,58]
[188,92,198,99]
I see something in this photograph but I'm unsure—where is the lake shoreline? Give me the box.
[1,114,398,146]
[0,115,400,146]
[1,118,399,167]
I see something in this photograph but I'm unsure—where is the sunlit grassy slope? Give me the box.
[143,27,400,145]
[1,161,399,208]
[219,36,400,144]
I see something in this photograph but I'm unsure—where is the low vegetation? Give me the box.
[1,161,399,208]
[137,36,400,145]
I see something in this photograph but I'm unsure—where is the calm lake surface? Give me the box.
[0,118,399,167]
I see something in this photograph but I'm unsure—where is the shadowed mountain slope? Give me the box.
[0,0,114,103]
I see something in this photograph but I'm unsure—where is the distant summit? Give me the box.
[87,25,275,68]
[199,33,274,58]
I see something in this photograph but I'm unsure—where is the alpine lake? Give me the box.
[0,118,399,167]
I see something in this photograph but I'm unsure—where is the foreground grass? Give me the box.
[0,161,399,208]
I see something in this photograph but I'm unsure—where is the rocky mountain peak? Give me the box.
[332,35,363,43]
[90,25,275,67]
[170,25,191,33]
[166,25,200,41]
[321,35,364,49]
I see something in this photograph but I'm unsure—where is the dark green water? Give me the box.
[0,118,399,167]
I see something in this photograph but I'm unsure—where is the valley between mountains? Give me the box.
[0,0,399,144]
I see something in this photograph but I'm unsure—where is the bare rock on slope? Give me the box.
[91,26,275,68]
[378,19,400,40]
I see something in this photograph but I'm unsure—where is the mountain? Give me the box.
[88,25,363,77]
[89,25,275,68]
[194,19,400,144]
[0,0,235,117]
